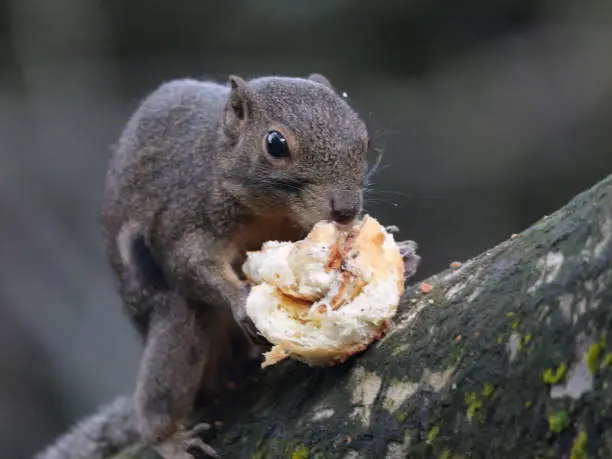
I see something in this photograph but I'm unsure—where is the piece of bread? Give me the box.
[242,215,405,367]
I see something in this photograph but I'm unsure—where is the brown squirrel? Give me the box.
[34,73,421,459]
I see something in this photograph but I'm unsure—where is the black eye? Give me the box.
[265,130,290,158]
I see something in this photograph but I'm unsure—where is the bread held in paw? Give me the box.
[242,214,406,367]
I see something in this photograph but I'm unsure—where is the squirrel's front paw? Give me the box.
[383,225,420,281]
[397,239,421,281]
[153,423,219,459]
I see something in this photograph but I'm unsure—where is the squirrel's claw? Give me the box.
[385,224,400,234]
[184,437,219,458]
[153,423,219,459]
[397,239,421,281]
[188,422,213,438]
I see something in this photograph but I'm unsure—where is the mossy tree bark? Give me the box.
[122,174,612,459]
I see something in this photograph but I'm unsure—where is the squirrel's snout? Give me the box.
[330,190,362,225]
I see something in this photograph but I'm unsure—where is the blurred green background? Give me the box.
[1,1,611,457]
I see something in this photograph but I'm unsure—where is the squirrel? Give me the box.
[33,72,373,459]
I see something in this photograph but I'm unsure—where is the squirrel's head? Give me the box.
[219,73,369,231]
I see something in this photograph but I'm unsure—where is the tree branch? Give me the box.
[127,173,612,459]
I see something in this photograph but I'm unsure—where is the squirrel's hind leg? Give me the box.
[153,424,218,459]
[135,291,219,459]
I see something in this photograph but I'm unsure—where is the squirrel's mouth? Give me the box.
[328,207,363,229]
[331,215,358,227]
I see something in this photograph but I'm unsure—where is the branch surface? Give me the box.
[128,174,612,459]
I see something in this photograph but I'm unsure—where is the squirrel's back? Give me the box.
[100,78,233,332]
[102,78,228,235]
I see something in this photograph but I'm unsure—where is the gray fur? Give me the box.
[34,396,137,459]
[37,73,369,459]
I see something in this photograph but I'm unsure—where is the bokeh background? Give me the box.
[1,1,612,457]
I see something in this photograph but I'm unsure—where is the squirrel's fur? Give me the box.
[34,396,137,459]
[35,73,369,459]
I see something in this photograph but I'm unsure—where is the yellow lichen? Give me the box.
[517,333,533,350]
[427,426,440,443]
[542,363,567,384]
[482,383,494,397]
[291,445,309,459]
[464,392,482,419]
[570,431,587,459]
[586,341,605,373]
[547,411,569,433]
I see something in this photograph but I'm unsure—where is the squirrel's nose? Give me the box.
[330,191,361,225]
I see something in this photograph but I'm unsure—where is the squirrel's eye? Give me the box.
[265,131,290,158]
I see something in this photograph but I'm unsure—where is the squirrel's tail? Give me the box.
[34,395,140,459]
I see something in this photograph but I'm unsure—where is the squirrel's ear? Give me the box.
[224,75,251,130]
[308,73,334,90]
